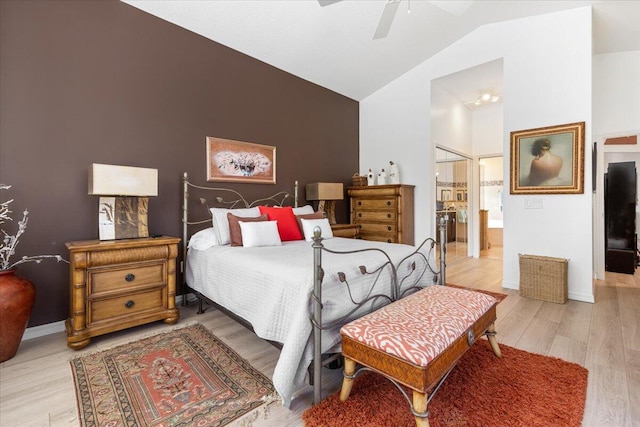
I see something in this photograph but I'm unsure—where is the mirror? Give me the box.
[435,148,470,263]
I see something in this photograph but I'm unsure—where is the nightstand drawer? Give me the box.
[90,263,165,294]
[90,288,164,323]
[354,210,397,223]
[353,198,397,210]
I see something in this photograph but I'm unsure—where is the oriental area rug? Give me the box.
[303,340,588,427]
[70,323,277,427]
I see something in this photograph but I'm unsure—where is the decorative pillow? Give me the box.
[228,213,268,246]
[292,205,315,215]
[300,218,334,241]
[258,205,303,241]
[187,227,219,250]
[296,211,325,233]
[210,207,261,245]
[240,220,282,248]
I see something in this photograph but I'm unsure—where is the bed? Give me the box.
[181,173,446,407]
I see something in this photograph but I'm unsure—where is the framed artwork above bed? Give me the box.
[206,136,276,184]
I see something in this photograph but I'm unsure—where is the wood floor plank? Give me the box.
[582,365,630,427]
[548,334,588,366]
[586,286,626,370]
[556,299,593,343]
[624,347,640,426]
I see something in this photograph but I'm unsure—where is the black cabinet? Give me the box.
[605,161,637,274]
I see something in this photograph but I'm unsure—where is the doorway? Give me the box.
[436,147,471,263]
[479,156,503,260]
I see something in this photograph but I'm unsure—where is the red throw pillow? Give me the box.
[258,206,303,241]
[227,213,267,246]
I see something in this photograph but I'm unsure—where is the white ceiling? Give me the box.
[123,0,640,102]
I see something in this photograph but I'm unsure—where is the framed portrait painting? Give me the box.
[510,122,585,194]
[206,136,276,184]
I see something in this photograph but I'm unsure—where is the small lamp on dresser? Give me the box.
[305,182,344,225]
[88,163,158,240]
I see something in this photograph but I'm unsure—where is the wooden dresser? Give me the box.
[348,184,415,245]
[65,236,180,350]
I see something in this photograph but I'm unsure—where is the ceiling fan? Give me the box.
[319,0,474,40]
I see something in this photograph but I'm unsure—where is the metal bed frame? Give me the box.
[180,172,447,405]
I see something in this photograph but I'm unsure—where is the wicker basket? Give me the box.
[351,173,368,187]
[519,254,568,304]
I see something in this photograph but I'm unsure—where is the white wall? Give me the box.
[431,85,473,155]
[472,104,503,156]
[594,51,640,136]
[361,7,594,302]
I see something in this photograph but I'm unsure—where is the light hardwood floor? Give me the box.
[1,258,638,426]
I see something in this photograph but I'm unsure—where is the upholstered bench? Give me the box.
[339,285,501,427]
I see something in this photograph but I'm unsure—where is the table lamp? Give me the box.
[89,164,158,240]
[305,182,344,225]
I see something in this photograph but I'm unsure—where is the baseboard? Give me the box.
[23,320,65,341]
[501,280,594,303]
[22,294,196,342]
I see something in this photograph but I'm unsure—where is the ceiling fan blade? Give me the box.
[318,0,342,6]
[373,0,401,40]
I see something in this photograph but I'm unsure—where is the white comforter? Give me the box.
[185,237,431,406]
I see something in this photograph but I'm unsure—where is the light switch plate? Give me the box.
[524,198,543,209]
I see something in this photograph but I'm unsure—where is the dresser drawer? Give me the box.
[358,232,397,244]
[89,263,165,295]
[90,288,164,323]
[354,210,397,223]
[358,223,397,234]
[353,198,397,210]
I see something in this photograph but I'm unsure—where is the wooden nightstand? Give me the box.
[65,236,181,350]
[331,223,360,239]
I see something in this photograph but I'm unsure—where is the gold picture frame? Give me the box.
[510,122,585,194]
[206,136,276,184]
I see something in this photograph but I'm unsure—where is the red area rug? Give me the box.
[70,323,276,427]
[303,341,588,427]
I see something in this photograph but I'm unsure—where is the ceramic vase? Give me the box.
[0,268,36,362]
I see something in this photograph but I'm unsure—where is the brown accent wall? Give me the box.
[0,1,359,327]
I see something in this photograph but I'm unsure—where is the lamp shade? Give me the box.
[305,182,344,201]
[89,164,158,196]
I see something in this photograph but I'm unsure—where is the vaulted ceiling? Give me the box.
[123,0,640,102]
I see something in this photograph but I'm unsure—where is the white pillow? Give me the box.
[292,205,314,215]
[300,218,334,241]
[187,227,219,250]
[210,207,261,245]
[240,220,282,248]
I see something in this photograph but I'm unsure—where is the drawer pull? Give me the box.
[358,201,362,206]
[358,213,362,217]
[125,300,135,309]
[386,201,391,206]
[125,274,135,282]
[387,226,392,231]
[387,239,392,243]
[387,213,391,219]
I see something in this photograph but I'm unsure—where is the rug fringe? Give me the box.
[68,320,202,360]
[237,392,283,426]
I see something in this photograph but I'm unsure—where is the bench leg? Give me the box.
[340,357,356,401]
[486,323,501,357]
[412,391,430,427]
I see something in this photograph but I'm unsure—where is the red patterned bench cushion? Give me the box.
[340,286,497,367]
